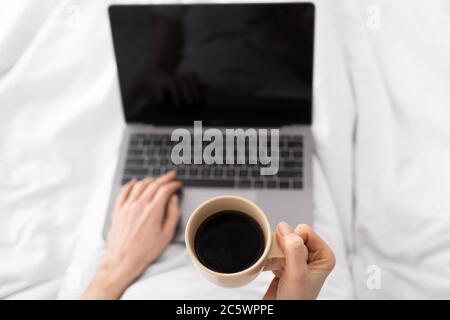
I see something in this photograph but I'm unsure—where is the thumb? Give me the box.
[277,221,308,278]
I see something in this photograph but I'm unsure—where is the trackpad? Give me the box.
[173,188,257,243]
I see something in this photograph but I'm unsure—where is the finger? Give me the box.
[140,170,177,202]
[277,221,308,279]
[263,277,279,300]
[162,194,181,237]
[126,177,154,203]
[149,180,182,224]
[295,224,335,271]
[115,178,136,208]
[271,257,285,272]
[177,75,193,104]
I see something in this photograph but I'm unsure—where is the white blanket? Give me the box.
[335,0,450,299]
[2,0,449,300]
[0,0,124,299]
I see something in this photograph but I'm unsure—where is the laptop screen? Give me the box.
[109,3,314,126]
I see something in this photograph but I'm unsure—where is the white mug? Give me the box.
[185,195,306,288]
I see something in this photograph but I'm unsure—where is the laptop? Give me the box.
[104,2,315,241]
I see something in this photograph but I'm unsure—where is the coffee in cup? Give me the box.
[194,210,265,274]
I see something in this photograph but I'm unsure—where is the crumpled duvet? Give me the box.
[2,0,449,300]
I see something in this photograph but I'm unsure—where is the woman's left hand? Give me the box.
[83,171,182,299]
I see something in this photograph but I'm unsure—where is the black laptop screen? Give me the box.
[109,3,314,126]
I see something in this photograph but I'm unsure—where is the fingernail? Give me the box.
[278,221,294,236]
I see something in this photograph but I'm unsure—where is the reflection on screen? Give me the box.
[109,3,314,126]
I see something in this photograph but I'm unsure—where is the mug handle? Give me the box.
[263,231,309,271]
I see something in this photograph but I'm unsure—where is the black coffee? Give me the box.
[194,211,265,273]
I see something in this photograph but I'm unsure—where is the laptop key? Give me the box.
[125,168,148,178]
[160,167,171,174]
[180,179,234,188]
[226,168,236,177]
[126,158,145,166]
[288,141,303,148]
[277,170,302,178]
[282,160,302,168]
[293,151,303,158]
[279,180,290,189]
[121,177,132,185]
[201,168,211,176]
[280,150,290,158]
[239,169,248,177]
[254,180,264,189]
[130,139,139,146]
[176,168,186,176]
[267,180,277,189]
[128,148,143,156]
[238,180,251,188]
[129,135,142,145]
[293,180,303,189]
[251,169,260,177]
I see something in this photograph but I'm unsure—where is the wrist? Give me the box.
[82,257,135,300]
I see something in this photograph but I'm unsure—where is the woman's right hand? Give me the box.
[263,222,335,300]
[82,171,182,300]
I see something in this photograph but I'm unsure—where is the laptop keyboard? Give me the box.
[122,133,304,189]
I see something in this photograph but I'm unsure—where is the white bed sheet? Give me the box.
[335,0,450,299]
[10,0,450,300]
[0,0,124,299]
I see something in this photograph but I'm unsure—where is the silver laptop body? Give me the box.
[104,2,315,241]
